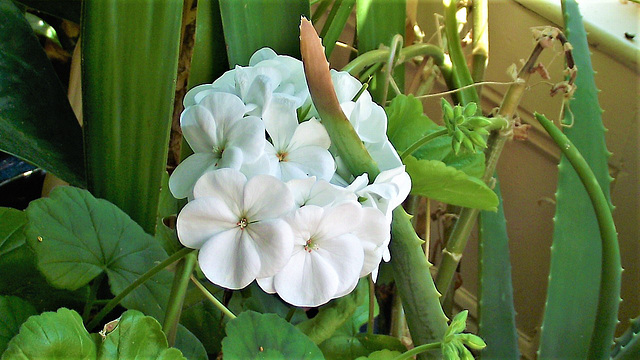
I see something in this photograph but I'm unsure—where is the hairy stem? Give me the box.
[190,275,237,319]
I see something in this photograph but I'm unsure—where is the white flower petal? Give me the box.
[198,92,246,128]
[249,47,278,66]
[286,177,317,208]
[354,207,390,277]
[286,146,335,181]
[169,153,218,199]
[274,249,340,307]
[278,161,311,181]
[256,276,276,294]
[243,174,294,220]
[331,70,363,103]
[247,219,294,278]
[225,116,266,160]
[366,140,403,171]
[217,146,244,170]
[180,105,218,152]
[263,100,298,150]
[183,84,214,107]
[289,118,331,150]
[240,150,274,178]
[193,169,246,217]
[315,201,362,239]
[353,102,387,144]
[199,229,261,289]
[314,233,364,298]
[176,197,238,249]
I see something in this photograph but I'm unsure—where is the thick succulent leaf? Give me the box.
[404,156,497,210]
[222,311,323,360]
[539,0,615,358]
[612,317,640,360]
[0,296,37,354]
[82,0,183,234]
[478,179,519,359]
[24,186,172,320]
[98,310,186,360]
[0,0,85,187]
[2,308,96,359]
[219,0,310,66]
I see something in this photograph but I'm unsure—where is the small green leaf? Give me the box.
[98,310,186,360]
[0,296,37,354]
[0,0,85,187]
[354,349,402,360]
[25,186,172,320]
[404,156,497,210]
[181,299,226,356]
[222,311,323,359]
[320,334,406,360]
[3,308,97,359]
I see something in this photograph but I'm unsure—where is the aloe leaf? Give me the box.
[478,179,519,359]
[538,1,615,358]
[0,296,37,354]
[187,0,228,90]
[0,0,85,187]
[25,186,173,321]
[81,0,183,234]
[612,317,640,360]
[218,0,310,67]
[356,0,405,103]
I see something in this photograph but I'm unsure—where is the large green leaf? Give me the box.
[539,0,614,358]
[82,0,183,234]
[0,0,85,187]
[222,311,323,359]
[24,186,172,320]
[478,179,519,359]
[404,156,497,210]
[173,325,208,360]
[0,296,37,354]
[0,207,85,312]
[98,310,185,360]
[320,334,405,360]
[2,308,96,359]
[180,298,226,356]
[219,0,310,66]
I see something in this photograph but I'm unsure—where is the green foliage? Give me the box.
[24,186,172,320]
[2,308,96,359]
[0,0,85,187]
[222,311,323,359]
[320,0,356,58]
[81,0,183,234]
[0,296,37,354]
[180,298,226,356]
[612,317,640,360]
[404,156,498,211]
[478,180,519,359]
[173,326,208,360]
[15,0,81,23]
[219,0,310,66]
[539,1,615,358]
[355,349,402,360]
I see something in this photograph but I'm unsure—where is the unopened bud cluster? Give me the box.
[441,99,492,154]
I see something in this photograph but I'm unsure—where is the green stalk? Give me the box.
[342,44,445,77]
[367,275,375,335]
[82,273,104,322]
[87,248,195,330]
[311,0,334,23]
[321,0,356,58]
[535,113,620,360]
[401,129,449,160]
[393,342,441,360]
[190,275,236,320]
[470,0,488,88]
[162,251,197,346]
[82,0,183,234]
[442,0,479,106]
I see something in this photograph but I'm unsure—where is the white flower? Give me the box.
[169,92,266,199]
[177,168,295,289]
[287,177,356,208]
[258,202,365,307]
[263,101,335,181]
[348,166,412,224]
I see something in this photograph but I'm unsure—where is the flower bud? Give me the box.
[458,334,487,350]
[463,102,478,117]
[453,105,463,119]
[469,132,487,148]
[449,310,468,335]
[441,98,454,121]
[465,116,493,129]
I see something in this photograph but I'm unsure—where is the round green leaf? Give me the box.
[354,349,402,360]
[97,310,185,360]
[0,296,37,354]
[24,186,172,319]
[222,311,323,359]
[404,156,498,211]
[2,308,96,359]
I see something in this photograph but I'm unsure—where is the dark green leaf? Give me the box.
[181,298,226,356]
[3,308,97,359]
[354,349,402,360]
[320,334,405,360]
[82,0,183,234]
[0,0,85,187]
[228,283,307,325]
[16,0,82,23]
[0,296,37,354]
[25,186,172,320]
[404,156,497,210]
[98,310,186,360]
[219,0,310,66]
[222,311,323,360]
[174,325,208,360]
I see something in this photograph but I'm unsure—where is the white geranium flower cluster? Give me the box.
[172,48,410,307]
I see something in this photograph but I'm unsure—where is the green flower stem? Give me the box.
[471,0,488,89]
[342,44,444,76]
[359,62,384,83]
[190,275,236,320]
[87,247,195,330]
[401,129,449,160]
[82,273,104,322]
[393,342,442,360]
[534,113,621,360]
[443,0,479,107]
[162,251,197,346]
[380,34,404,105]
[435,42,545,297]
[368,275,375,335]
